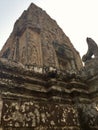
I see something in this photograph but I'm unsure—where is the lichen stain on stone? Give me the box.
[2,100,80,128]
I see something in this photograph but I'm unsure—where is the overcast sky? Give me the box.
[0,0,98,58]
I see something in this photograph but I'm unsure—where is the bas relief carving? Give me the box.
[46,43,56,66]
[43,43,56,67]
[20,29,42,66]
[27,44,38,65]
[7,37,20,62]
[53,41,76,70]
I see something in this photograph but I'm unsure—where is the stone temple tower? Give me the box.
[0,3,82,71]
[0,3,98,130]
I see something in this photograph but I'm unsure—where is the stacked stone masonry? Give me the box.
[0,3,98,130]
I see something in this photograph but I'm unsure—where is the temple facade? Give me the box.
[0,3,98,130]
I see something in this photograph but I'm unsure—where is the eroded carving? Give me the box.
[77,103,98,130]
[1,48,10,59]
[43,43,56,67]
[2,100,79,128]
[82,37,98,62]
[28,44,38,65]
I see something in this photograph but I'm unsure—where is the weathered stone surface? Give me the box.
[80,38,98,81]
[0,3,82,71]
[77,38,98,130]
[0,58,86,130]
[82,37,98,62]
[2,100,79,128]
[0,3,98,130]
[0,56,97,130]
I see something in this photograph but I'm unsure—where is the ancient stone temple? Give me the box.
[0,3,98,130]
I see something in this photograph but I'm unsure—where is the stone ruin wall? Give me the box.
[0,3,98,130]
